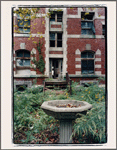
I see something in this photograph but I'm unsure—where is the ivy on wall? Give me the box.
[32,39,45,74]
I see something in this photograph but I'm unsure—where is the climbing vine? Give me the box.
[32,38,45,74]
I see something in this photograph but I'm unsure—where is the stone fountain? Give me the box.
[41,100,92,143]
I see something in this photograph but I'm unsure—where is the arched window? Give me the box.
[16,50,30,67]
[81,51,95,74]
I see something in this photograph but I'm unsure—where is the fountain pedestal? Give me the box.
[59,119,73,143]
[41,100,92,143]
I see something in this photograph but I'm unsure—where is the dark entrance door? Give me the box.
[49,58,63,79]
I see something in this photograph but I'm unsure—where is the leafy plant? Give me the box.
[32,39,45,74]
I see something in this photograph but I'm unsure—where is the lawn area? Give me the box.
[14,81,107,144]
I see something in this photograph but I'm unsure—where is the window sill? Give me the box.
[80,34,95,38]
[14,74,48,78]
[80,35,105,39]
[14,33,30,37]
[49,47,63,51]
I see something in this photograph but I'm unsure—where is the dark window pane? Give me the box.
[88,52,94,58]
[81,29,94,35]
[81,12,94,20]
[17,51,23,57]
[81,29,87,35]
[57,41,62,47]
[57,14,62,18]
[23,59,30,66]
[50,33,55,40]
[87,29,94,35]
[81,52,94,58]
[57,13,62,22]
[50,41,55,47]
[50,14,55,21]
[81,22,93,28]
[57,33,62,40]
[88,60,94,73]
[82,60,88,74]
[24,51,30,57]
[50,18,55,21]
[82,60,94,74]
[81,52,87,58]
[102,25,105,36]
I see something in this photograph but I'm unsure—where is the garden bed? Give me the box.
[14,81,106,144]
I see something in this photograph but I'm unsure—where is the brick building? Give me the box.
[13,7,106,88]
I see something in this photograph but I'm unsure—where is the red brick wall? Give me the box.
[67,8,78,15]
[49,51,63,54]
[94,19,105,35]
[31,17,45,34]
[67,18,81,34]
[51,25,61,28]
[98,8,105,16]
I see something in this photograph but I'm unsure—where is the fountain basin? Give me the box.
[41,100,92,120]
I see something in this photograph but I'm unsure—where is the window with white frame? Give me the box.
[50,12,63,22]
[50,32,62,47]
[81,12,95,35]
[16,50,30,68]
[17,14,30,33]
[81,51,95,74]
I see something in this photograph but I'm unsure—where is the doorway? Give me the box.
[49,58,63,79]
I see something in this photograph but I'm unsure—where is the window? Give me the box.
[50,32,62,47]
[81,12,95,35]
[102,25,105,37]
[17,14,30,33]
[50,12,63,22]
[16,50,30,67]
[81,51,95,74]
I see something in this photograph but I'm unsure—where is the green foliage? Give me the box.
[26,86,43,94]
[32,39,45,74]
[14,81,106,144]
